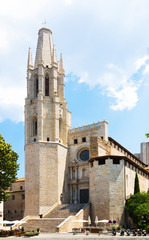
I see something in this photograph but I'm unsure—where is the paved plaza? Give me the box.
[0,233,149,240]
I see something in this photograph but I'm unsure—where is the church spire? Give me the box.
[59,53,64,74]
[34,28,54,68]
[27,47,33,70]
[52,45,57,64]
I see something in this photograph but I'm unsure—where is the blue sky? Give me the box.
[0,0,149,178]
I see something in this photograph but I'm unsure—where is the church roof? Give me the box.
[89,155,149,175]
[108,137,147,167]
[15,177,25,182]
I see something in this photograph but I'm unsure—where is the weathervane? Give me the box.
[42,20,47,27]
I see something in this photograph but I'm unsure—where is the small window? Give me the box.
[98,159,105,165]
[8,210,10,214]
[21,210,23,214]
[22,194,25,200]
[34,138,36,142]
[33,118,37,136]
[47,137,49,141]
[12,195,15,200]
[45,75,49,96]
[101,136,103,140]
[20,186,23,190]
[74,139,78,144]
[14,210,17,214]
[113,159,120,164]
[35,77,38,97]
[82,137,86,142]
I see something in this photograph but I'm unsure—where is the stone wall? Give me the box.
[25,143,40,216]
[89,157,125,225]
[58,144,68,203]
[125,164,149,197]
[39,142,58,214]
[25,142,68,216]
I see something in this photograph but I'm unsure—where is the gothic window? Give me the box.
[45,74,49,96]
[33,117,37,136]
[35,76,38,97]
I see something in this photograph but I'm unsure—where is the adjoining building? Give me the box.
[4,178,25,221]
[4,27,149,232]
[135,142,149,165]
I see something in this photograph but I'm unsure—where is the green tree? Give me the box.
[125,192,149,229]
[0,134,19,202]
[134,173,140,194]
[145,133,149,138]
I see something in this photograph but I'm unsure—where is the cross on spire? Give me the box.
[42,20,47,27]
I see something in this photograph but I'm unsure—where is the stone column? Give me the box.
[38,93,43,141]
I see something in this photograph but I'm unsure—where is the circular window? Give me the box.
[79,149,89,161]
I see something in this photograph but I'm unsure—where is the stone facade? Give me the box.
[89,156,125,224]
[4,178,25,220]
[23,27,149,226]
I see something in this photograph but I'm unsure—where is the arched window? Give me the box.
[45,74,49,96]
[35,75,38,97]
[33,117,37,136]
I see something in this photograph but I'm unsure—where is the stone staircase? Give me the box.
[22,218,63,233]
[44,204,85,218]
[22,204,85,232]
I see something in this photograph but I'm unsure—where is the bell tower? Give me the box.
[24,28,71,216]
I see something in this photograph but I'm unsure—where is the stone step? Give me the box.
[22,218,63,233]
[44,204,85,218]
[22,204,86,233]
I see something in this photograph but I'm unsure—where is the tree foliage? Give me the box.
[134,173,140,194]
[125,192,149,229]
[145,133,149,138]
[0,134,19,202]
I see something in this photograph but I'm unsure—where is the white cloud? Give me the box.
[108,83,139,111]
[1,0,149,121]
[135,56,149,70]
[64,0,73,5]
[97,64,139,111]
[78,61,144,111]
[0,82,25,122]
[0,0,48,20]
